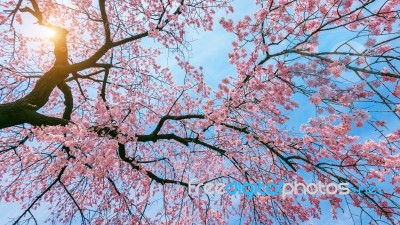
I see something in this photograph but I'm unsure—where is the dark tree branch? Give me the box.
[0,0,184,130]
[151,114,205,136]
[0,0,71,129]
[0,102,69,129]
[3,0,23,26]
[99,0,111,43]
[12,166,66,225]
[117,143,188,186]
[57,82,73,120]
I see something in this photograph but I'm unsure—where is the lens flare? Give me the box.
[43,27,55,38]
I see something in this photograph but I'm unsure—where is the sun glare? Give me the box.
[31,26,56,38]
[43,27,55,38]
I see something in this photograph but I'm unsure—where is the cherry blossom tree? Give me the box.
[0,0,399,224]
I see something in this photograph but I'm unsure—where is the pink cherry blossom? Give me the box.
[0,0,399,224]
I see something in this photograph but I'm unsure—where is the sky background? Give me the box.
[0,0,398,224]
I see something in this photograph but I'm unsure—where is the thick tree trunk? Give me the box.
[0,16,71,130]
[0,67,70,129]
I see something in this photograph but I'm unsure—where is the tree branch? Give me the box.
[12,166,66,225]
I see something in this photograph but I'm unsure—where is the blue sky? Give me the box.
[0,0,398,224]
